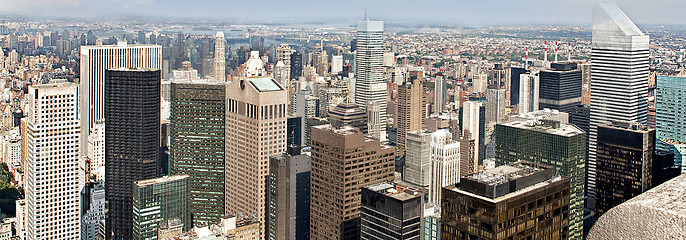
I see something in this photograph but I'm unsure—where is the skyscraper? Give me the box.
[169,79,227,225]
[435,72,447,114]
[25,82,81,240]
[225,77,287,238]
[267,151,311,240]
[276,44,293,79]
[462,101,482,164]
[79,43,162,155]
[495,119,585,239]
[366,101,382,141]
[214,31,226,81]
[310,125,394,240]
[360,182,424,240]
[539,62,582,113]
[595,121,654,217]
[87,122,105,181]
[290,51,302,81]
[442,161,571,240]
[518,71,539,114]
[328,102,368,134]
[589,2,649,206]
[655,76,686,172]
[508,67,527,106]
[485,88,506,125]
[81,182,105,240]
[404,130,432,188]
[355,20,387,142]
[429,129,461,204]
[105,69,162,240]
[132,175,191,240]
[397,78,426,149]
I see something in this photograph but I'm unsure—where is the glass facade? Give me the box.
[132,175,191,240]
[655,76,686,172]
[495,121,585,239]
[360,182,423,240]
[169,81,227,225]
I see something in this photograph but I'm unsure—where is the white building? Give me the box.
[589,2,650,200]
[80,42,162,156]
[518,71,540,114]
[355,20,387,142]
[472,73,487,93]
[81,182,105,240]
[25,82,81,239]
[404,131,432,188]
[429,129,460,204]
[87,122,105,181]
[244,51,265,77]
[214,31,226,81]
[16,199,25,240]
[331,55,343,75]
[462,101,482,165]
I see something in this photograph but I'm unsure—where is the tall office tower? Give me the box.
[397,78,426,149]
[462,101,482,164]
[429,129,461,204]
[267,151,311,240]
[355,20,387,142]
[244,51,266,77]
[25,82,81,240]
[539,62,582,113]
[290,51,302,80]
[79,42,161,155]
[225,77,287,238]
[87,122,105,181]
[656,76,686,172]
[495,119,585,239]
[105,69,161,240]
[132,175,191,240]
[435,72,447,114]
[508,67,527,105]
[310,125,394,240]
[81,182,105,240]
[287,115,303,147]
[329,102,368,133]
[360,182,424,240]
[331,55,343,75]
[169,79,227,225]
[274,61,288,87]
[276,44,292,79]
[595,121,654,217]
[214,31,226,81]
[442,161,571,240]
[459,136,476,176]
[485,88,506,125]
[589,3,649,207]
[404,131,432,188]
[366,101,382,140]
[518,71,540,114]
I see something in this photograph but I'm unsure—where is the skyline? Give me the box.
[1,0,686,26]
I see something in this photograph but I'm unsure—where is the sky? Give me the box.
[0,0,685,26]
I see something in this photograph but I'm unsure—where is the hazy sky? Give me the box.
[1,0,684,25]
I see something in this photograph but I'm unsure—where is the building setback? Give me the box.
[595,121,654,217]
[105,69,161,240]
[169,79,227,225]
[360,182,424,240]
[310,125,394,240]
[442,161,571,240]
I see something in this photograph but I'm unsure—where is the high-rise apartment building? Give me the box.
[518,71,540,114]
[214,31,226,81]
[495,119,585,239]
[225,77,287,238]
[79,42,161,155]
[404,131,432,188]
[485,88,506,125]
[595,121,654,217]
[132,175,191,240]
[169,79,227,225]
[429,129,461,204]
[655,76,686,173]
[589,2,649,205]
[435,72,447,114]
[442,161,571,240]
[105,69,162,240]
[355,20,387,142]
[397,78,426,149]
[360,182,424,240]
[267,150,311,240]
[462,101,482,164]
[25,82,81,240]
[310,125,394,240]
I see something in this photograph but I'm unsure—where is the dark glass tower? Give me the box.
[290,51,302,80]
[595,121,654,218]
[105,68,161,240]
[169,80,227,225]
[508,67,527,106]
[539,62,582,113]
[361,182,424,240]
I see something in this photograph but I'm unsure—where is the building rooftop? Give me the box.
[365,181,424,202]
[500,118,584,137]
[246,77,283,92]
[135,174,189,187]
[588,174,686,239]
[466,161,545,186]
[599,120,651,133]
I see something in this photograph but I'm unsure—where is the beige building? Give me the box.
[396,78,426,150]
[310,125,395,240]
[224,77,287,238]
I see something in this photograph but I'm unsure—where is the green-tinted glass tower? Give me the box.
[169,80,227,225]
[495,119,586,240]
[656,75,686,173]
[132,175,191,240]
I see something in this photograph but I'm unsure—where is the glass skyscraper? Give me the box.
[355,20,387,142]
[656,76,686,173]
[132,175,191,240]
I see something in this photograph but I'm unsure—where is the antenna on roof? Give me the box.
[364,4,368,21]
